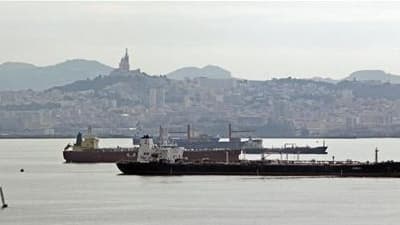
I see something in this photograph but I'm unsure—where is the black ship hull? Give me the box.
[116,161,400,177]
[137,137,328,154]
[174,138,243,150]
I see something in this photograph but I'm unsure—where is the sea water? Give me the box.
[0,138,399,225]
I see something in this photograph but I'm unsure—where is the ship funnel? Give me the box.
[228,123,232,140]
[187,124,191,140]
[137,135,155,162]
[140,135,154,147]
[76,132,82,146]
[159,126,164,145]
[88,126,93,137]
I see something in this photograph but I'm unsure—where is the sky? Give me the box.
[1,1,400,80]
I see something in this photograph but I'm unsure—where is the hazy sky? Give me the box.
[1,1,400,80]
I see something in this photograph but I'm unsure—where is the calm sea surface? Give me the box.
[1,138,400,225]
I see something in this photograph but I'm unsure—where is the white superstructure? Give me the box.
[137,135,184,163]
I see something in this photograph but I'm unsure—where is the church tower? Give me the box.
[118,48,130,72]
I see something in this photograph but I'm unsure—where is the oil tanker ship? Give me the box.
[63,130,138,163]
[117,136,400,177]
[137,124,328,154]
[63,126,327,163]
[117,160,400,177]
[63,130,242,163]
[165,137,327,154]
[63,134,326,163]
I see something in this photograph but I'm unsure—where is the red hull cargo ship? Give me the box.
[63,130,327,163]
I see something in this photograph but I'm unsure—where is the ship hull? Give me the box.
[63,149,240,163]
[63,150,137,163]
[63,147,326,163]
[171,139,327,154]
[116,161,400,177]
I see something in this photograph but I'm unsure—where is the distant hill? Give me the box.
[0,59,113,90]
[311,76,338,84]
[166,65,232,80]
[345,70,400,84]
[50,69,158,93]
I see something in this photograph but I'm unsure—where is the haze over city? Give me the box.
[2,1,400,80]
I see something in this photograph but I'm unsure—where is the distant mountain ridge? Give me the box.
[0,59,113,90]
[345,70,400,84]
[166,65,232,80]
[2,55,400,91]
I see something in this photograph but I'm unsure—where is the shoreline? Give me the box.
[0,135,399,139]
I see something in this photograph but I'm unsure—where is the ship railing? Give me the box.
[183,148,236,152]
[249,159,363,165]
[197,159,366,166]
[95,147,138,152]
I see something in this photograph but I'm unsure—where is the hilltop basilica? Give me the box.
[118,48,130,72]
